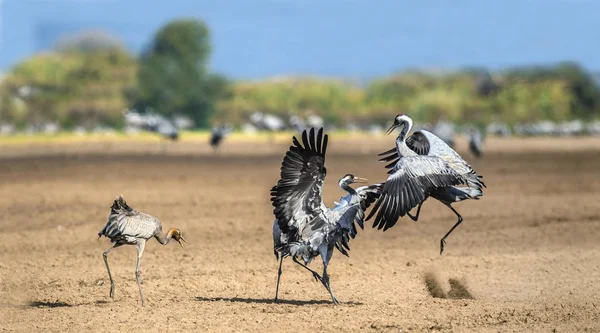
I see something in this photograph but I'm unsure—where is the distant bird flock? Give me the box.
[98,113,487,306]
[1,107,599,137]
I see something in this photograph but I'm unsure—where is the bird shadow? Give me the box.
[27,300,108,308]
[28,301,72,308]
[194,296,362,306]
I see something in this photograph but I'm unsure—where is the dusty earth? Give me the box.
[1,135,599,332]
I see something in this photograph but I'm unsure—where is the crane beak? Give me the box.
[354,177,368,183]
[178,235,187,248]
[386,124,398,135]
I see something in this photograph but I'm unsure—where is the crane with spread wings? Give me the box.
[368,114,486,254]
[270,127,382,304]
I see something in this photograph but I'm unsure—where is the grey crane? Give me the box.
[431,120,456,148]
[368,114,486,254]
[271,127,382,304]
[98,195,187,306]
[145,114,179,141]
[210,124,232,151]
[466,126,484,158]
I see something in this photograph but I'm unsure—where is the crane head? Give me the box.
[169,228,187,248]
[387,113,413,135]
[339,174,368,186]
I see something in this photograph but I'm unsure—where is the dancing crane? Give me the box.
[368,114,485,254]
[98,195,187,306]
[270,128,382,304]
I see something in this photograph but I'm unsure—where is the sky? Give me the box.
[1,0,599,79]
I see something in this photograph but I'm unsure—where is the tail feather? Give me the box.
[455,187,483,201]
[111,194,133,213]
[466,173,486,190]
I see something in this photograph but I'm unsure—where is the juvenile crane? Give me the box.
[271,127,382,304]
[369,114,485,254]
[98,195,187,306]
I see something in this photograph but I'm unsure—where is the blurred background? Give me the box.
[4,3,600,331]
[1,0,600,138]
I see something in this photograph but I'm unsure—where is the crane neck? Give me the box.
[154,228,175,245]
[396,120,416,157]
[339,182,357,196]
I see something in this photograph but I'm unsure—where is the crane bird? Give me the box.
[210,124,232,151]
[271,127,382,304]
[97,195,187,306]
[431,120,456,148]
[147,115,179,141]
[466,126,484,158]
[368,114,486,254]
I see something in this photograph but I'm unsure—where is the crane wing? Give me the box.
[331,183,384,256]
[354,183,384,229]
[99,210,160,241]
[405,131,431,155]
[270,127,328,236]
[378,130,485,190]
[418,130,485,190]
[366,155,466,231]
[377,131,430,174]
[99,197,160,241]
[377,147,400,174]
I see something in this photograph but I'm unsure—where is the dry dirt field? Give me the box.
[1,135,600,332]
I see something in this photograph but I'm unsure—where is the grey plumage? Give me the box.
[270,127,382,304]
[210,124,232,150]
[431,120,455,148]
[98,195,187,306]
[467,126,484,158]
[368,114,485,254]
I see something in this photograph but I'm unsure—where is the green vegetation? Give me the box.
[130,19,229,128]
[217,65,598,127]
[1,18,599,130]
[0,49,136,129]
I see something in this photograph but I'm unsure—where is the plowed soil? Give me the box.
[1,135,599,332]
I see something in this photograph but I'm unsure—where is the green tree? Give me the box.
[133,19,227,128]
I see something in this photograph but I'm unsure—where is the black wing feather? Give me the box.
[367,156,465,231]
[378,131,432,174]
[405,131,431,155]
[270,127,328,236]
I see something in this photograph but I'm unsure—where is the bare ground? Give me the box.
[1,136,599,332]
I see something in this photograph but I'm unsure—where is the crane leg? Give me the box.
[320,248,339,305]
[407,202,424,222]
[103,243,121,300]
[292,256,322,282]
[274,255,284,302]
[440,204,463,255]
[135,241,146,307]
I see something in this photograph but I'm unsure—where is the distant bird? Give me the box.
[431,120,455,148]
[369,114,485,254]
[249,112,285,132]
[156,121,179,141]
[147,115,179,141]
[271,128,382,304]
[98,195,187,306]
[250,112,285,143]
[210,125,232,150]
[466,126,484,158]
